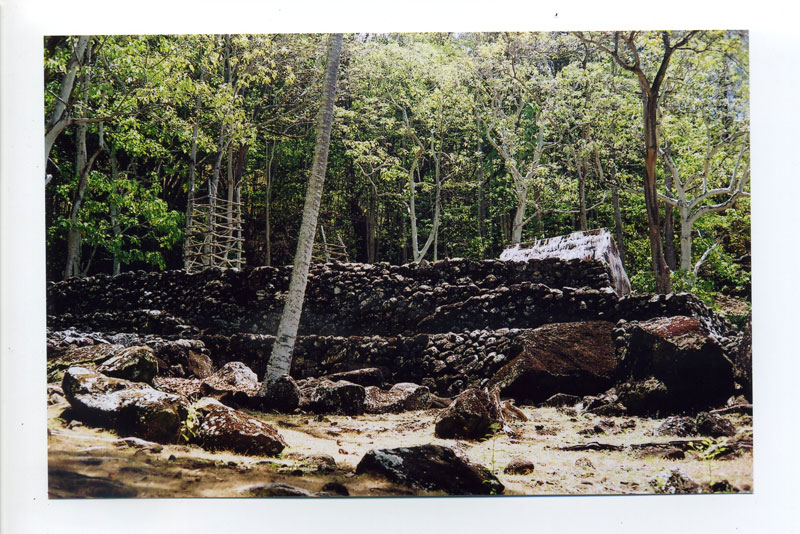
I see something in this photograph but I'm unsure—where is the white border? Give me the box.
[2,1,799,533]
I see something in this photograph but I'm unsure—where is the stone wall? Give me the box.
[47,258,742,402]
[47,259,735,339]
[200,329,530,396]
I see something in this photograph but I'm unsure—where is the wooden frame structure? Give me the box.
[184,195,245,272]
[312,225,348,263]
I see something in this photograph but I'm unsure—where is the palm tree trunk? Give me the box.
[260,33,343,389]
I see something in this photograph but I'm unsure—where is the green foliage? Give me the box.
[49,169,183,271]
[44,31,749,298]
[688,438,732,486]
[480,421,503,475]
[180,406,201,443]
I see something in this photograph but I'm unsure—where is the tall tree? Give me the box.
[475,33,574,245]
[259,33,343,398]
[45,35,91,170]
[658,32,750,272]
[577,31,700,293]
[660,132,749,271]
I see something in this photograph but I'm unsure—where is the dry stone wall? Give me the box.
[48,259,734,339]
[47,258,739,400]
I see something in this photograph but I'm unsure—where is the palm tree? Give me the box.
[258,33,343,403]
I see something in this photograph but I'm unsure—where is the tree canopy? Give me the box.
[44,31,750,306]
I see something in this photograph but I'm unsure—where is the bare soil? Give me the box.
[47,399,753,498]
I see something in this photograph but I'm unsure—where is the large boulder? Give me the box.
[655,416,698,437]
[147,338,214,379]
[200,361,259,396]
[304,379,365,415]
[695,412,736,438]
[47,344,124,382]
[617,316,735,411]
[61,367,187,443]
[356,444,504,495]
[256,374,301,413]
[364,383,431,414]
[96,346,159,384]
[487,321,617,404]
[193,398,286,456]
[434,388,503,440]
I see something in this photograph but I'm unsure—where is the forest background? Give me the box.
[44,31,750,313]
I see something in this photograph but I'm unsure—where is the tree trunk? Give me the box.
[64,51,93,280]
[64,123,87,279]
[107,139,121,276]
[261,33,343,390]
[265,139,277,266]
[594,143,626,268]
[663,172,678,270]
[408,160,419,258]
[477,166,486,256]
[366,184,377,263]
[643,94,671,293]
[511,184,528,245]
[45,35,90,166]
[233,144,248,266]
[185,124,198,268]
[679,204,693,271]
[612,183,626,268]
[184,68,204,269]
[577,156,588,231]
[432,153,440,262]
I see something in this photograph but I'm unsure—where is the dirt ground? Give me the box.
[47,398,753,498]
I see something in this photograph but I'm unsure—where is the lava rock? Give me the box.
[649,468,700,494]
[503,457,536,475]
[318,481,349,496]
[193,398,286,456]
[96,346,159,384]
[61,367,187,443]
[655,416,698,437]
[47,384,67,405]
[256,374,301,412]
[434,388,503,440]
[364,383,431,414]
[616,377,670,416]
[500,229,632,296]
[308,379,366,415]
[185,349,215,379]
[695,412,737,438]
[200,361,259,396]
[638,446,686,460]
[618,316,735,411]
[356,444,504,495]
[487,322,617,404]
[47,344,124,382]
